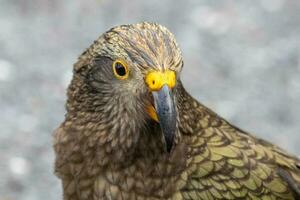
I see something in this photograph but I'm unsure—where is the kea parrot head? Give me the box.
[67,22,183,153]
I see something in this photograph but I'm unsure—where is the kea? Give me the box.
[53,22,300,200]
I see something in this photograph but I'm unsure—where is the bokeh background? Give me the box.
[0,0,300,199]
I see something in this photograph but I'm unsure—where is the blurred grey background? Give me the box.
[0,0,299,199]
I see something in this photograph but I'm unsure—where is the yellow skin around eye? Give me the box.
[112,59,129,80]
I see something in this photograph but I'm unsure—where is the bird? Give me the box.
[53,22,300,200]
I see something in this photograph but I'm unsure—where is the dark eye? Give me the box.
[112,60,129,79]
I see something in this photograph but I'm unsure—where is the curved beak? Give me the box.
[152,85,176,152]
[145,70,177,152]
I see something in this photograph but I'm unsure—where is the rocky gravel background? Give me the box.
[0,0,299,199]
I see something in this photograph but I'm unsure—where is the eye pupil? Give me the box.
[115,62,127,76]
[113,60,129,79]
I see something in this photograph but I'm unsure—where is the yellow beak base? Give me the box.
[145,70,176,91]
[147,105,159,122]
[145,70,176,122]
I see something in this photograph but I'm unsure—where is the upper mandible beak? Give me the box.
[145,70,177,152]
